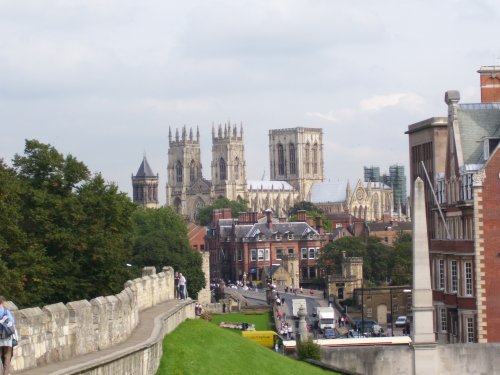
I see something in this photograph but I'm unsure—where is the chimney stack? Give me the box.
[265,208,273,230]
[478,66,500,103]
[297,210,307,222]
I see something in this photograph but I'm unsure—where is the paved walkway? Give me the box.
[16,299,190,375]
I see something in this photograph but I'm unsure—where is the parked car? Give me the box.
[394,316,408,328]
[354,320,378,333]
[323,328,336,339]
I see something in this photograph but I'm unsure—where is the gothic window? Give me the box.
[312,143,318,174]
[190,160,196,183]
[176,161,183,183]
[220,158,227,180]
[234,157,240,180]
[278,144,285,175]
[305,143,310,174]
[289,143,296,174]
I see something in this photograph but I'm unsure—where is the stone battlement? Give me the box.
[11,266,174,373]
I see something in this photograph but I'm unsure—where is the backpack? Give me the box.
[0,311,15,339]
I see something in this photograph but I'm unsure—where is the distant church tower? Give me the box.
[268,127,324,200]
[166,126,205,217]
[132,155,159,208]
[211,123,248,201]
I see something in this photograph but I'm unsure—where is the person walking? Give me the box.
[0,296,16,375]
[178,273,187,300]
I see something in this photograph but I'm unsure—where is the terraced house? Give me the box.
[206,208,328,288]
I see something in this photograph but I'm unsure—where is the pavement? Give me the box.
[16,299,191,375]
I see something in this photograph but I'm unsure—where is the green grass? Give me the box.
[156,318,337,375]
[210,312,274,331]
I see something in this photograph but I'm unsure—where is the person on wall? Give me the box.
[178,273,187,300]
[0,296,17,375]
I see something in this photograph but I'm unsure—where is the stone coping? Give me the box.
[16,299,195,375]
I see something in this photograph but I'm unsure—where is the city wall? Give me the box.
[320,342,500,375]
[10,266,187,373]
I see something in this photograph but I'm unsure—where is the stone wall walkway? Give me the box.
[16,299,191,375]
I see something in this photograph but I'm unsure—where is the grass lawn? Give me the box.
[210,312,274,331]
[156,318,337,375]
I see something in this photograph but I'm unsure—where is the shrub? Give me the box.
[200,311,213,321]
[297,338,321,361]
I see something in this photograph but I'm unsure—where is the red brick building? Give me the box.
[206,209,328,287]
[407,66,500,343]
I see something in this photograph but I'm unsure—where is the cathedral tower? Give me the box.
[132,155,159,208]
[166,126,206,217]
[211,123,248,201]
[268,127,324,200]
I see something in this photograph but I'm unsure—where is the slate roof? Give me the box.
[135,156,156,178]
[310,181,348,203]
[216,221,319,240]
[457,103,500,165]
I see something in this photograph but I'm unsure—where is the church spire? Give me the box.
[169,126,172,144]
[197,126,200,143]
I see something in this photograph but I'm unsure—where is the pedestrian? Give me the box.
[178,272,187,299]
[174,272,180,299]
[340,316,345,327]
[0,296,16,375]
[405,321,411,335]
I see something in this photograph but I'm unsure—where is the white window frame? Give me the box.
[315,247,320,259]
[288,248,294,255]
[440,308,447,332]
[450,260,458,293]
[308,247,315,259]
[465,261,473,296]
[265,248,270,261]
[301,248,308,260]
[438,259,445,290]
[276,248,283,259]
[250,249,257,262]
[258,249,264,261]
[287,233,293,240]
[466,316,474,343]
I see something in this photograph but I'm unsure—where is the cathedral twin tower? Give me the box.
[133,124,324,221]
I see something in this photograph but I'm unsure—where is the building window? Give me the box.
[289,143,296,174]
[366,307,372,318]
[312,143,318,174]
[237,249,242,261]
[466,317,474,343]
[278,143,285,175]
[305,143,310,174]
[302,267,308,279]
[275,233,282,240]
[461,173,473,201]
[265,248,270,261]
[219,158,227,180]
[287,233,293,240]
[439,259,445,290]
[276,248,283,259]
[451,260,458,293]
[190,160,196,183]
[234,157,239,180]
[309,267,316,279]
[440,308,447,332]
[315,247,320,259]
[301,248,308,259]
[308,248,315,259]
[465,261,473,296]
[258,249,264,261]
[251,249,257,261]
[288,248,294,255]
[176,161,183,183]
[393,304,399,313]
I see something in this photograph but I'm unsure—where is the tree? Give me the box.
[2,140,137,307]
[287,201,332,232]
[389,232,413,285]
[317,237,366,277]
[197,197,248,225]
[131,207,205,299]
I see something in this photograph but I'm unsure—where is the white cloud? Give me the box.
[360,93,426,113]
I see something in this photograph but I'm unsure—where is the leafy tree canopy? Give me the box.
[131,207,205,299]
[1,140,137,307]
[197,197,248,225]
[287,201,332,232]
[317,233,412,287]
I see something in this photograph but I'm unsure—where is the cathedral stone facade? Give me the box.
[132,156,159,208]
[165,124,324,221]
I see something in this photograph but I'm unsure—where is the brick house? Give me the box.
[206,209,328,287]
[406,66,500,343]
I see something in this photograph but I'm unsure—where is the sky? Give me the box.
[2,0,500,205]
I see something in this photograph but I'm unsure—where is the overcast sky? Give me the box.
[2,0,500,204]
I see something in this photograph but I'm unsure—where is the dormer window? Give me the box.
[308,233,313,240]
[483,137,500,160]
[275,233,282,240]
[287,233,293,240]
